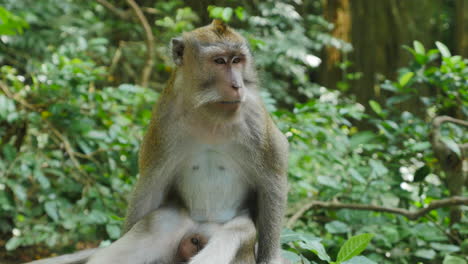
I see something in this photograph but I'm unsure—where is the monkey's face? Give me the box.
[194,42,249,114]
[171,20,257,119]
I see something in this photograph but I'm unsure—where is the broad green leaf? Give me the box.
[2,144,17,162]
[413,40,425,55]
[325,221,350,234]
[207,6,223,19]
[5,237,21,251]
[430,242,460,253]
[221,7,233,22]
[106,224,121,239]
[281,229,321,244]
[369,159,388,176]
[34,167,51,189]
[235,7,246,21]
[299,240,331,262]
[368,100,382,116]
[348,168,365,183]
[44,201,60,222]
[414,165,431,182]
[441,137,462,157]
[411,141,431,151]
[435,41,451,58]
[0,7,29,35]
[350,131,376,149]
[11,184,27,202]
[398,72,414,87]
[443,255,467,264]
[282,250,302,263]
[336,233,374,263]
[342,256,377,264]
[414,249,436,259]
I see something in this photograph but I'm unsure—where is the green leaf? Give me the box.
[106,224,121,239]
[348,168,366,183]
[443,255,467,264]
[5,237,21,251]
[299,240,331,262]
[11,184,27,202]
[350,131,376,149]
[281,229,321,244]
[342,256,377,264]
[325,221,350,234]
[0,7,29,35]
[410,141,431,151]
[414,249,436,259]
[45,201,60,222]
[414,165,431,182]
[336,233,374,263]
[221,7,233,22]
[398,72,414,87]
[282,250,302,263]
[34,167,51,189]
[413,40,425,55]
[207,6,223,19]
[368,100,382,116]
[235,7,246,21]
[435,41,451,58]
[431,242,460,253]
[441,137,462,157]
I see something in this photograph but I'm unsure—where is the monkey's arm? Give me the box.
[124,121,175,232]
[256,122,289,264]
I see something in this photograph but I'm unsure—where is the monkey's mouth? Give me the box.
[219,100,241,104]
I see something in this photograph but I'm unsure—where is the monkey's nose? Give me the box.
[231,82,241,89]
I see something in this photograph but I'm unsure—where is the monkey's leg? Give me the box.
[188,214,256,264]
[87,207,195,264]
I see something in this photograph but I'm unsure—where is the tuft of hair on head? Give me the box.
[211,19,227,36]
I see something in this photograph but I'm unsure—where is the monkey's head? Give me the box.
[171,20,257,118]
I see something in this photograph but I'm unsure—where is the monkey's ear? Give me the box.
[171,37,184,66]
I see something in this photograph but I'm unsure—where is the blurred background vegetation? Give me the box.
[0,0,467,263]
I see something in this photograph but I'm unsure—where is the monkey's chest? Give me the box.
[176,147,250,223]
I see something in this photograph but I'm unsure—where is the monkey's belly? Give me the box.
[176,147,249,223]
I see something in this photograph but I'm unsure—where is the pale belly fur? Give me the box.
[176,144,250,222]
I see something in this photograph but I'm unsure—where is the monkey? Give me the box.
[87,205,257,264]
[87,19,289,264]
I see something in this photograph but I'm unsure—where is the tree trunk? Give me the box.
[347,0,440,114]
[455,0,468,57]
[320,0,351,90]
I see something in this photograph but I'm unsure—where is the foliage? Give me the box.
[279,40,467,263]
[0,7,28,35]
[281,229,375,264]
[0,50,157,249]
[0,1,466,263]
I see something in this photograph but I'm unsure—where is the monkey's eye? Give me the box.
[214,58,226,64]
[232,57,241,64]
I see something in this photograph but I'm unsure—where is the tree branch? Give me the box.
[95,0,130,20]
[432,115,468,128]
[286,196,468,228]
[126,0,155,88]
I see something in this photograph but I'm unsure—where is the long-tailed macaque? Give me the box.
[87,19,289,264]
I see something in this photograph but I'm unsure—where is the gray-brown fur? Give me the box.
[89,20,288,264]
